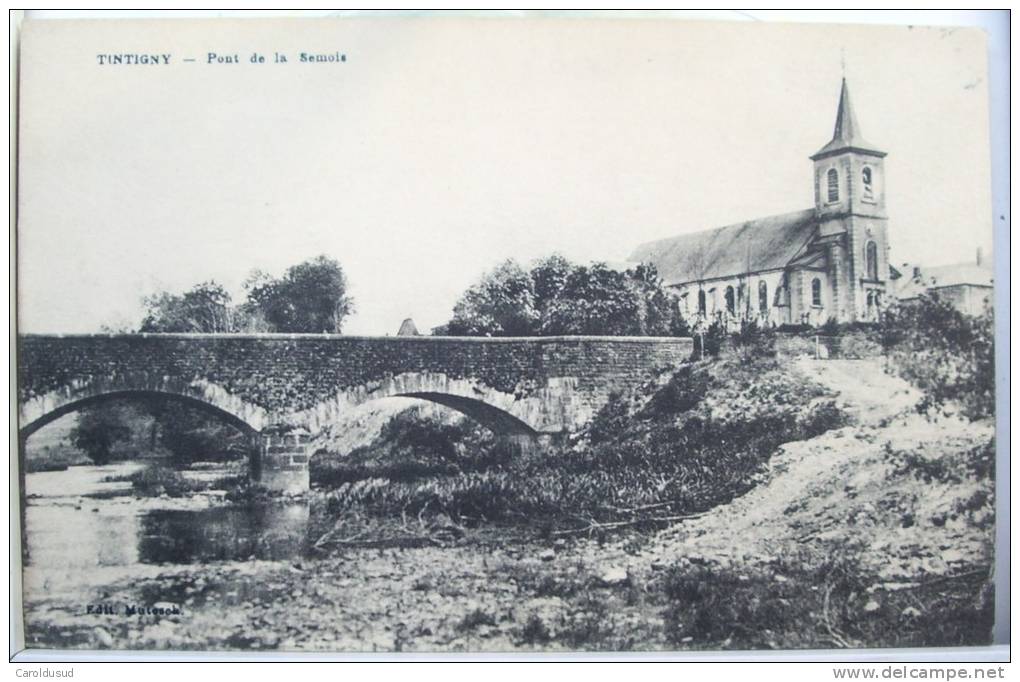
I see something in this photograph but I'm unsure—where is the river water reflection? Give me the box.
[24,462,311,571]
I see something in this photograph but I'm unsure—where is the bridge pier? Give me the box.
[252,427,311,495]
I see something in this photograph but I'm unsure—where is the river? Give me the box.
[22,462,311,592]
[18,462,654,651]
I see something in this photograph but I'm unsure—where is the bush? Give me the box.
[732,319,777,358]
[691,321,726,359]
[311,408,511,490]
[557,597,612,649]
[518,614,552,645]
[885,437,995,486]
[456,608,496,632]
[122,464,241,497]
[880,293,994,420]
[587,392,631,445]
[662,550,868,649]
[796,399,849,437]
[70,405,135,464]
[641,364,708,416]
[661,547,993,649]
[777,323,812,334]
[820,316,841,336]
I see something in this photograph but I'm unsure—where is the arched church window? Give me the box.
[758,281,768,314]
[811,278,822,307]
[697,289,706,315]
[865,241,879,280]
[725,286,735,315]
[827,168,839,203]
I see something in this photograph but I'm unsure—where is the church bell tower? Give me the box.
[810,79,889,322]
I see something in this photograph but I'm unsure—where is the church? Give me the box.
[630,79,891,327]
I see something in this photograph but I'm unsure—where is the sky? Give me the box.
[17,16,994,335]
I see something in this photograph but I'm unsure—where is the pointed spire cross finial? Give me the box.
[810,74,887,160]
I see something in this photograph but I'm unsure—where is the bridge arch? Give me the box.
[289,371,566,437]
[394,392,537,436]
[18,389,260,441]
[18,375,267,441]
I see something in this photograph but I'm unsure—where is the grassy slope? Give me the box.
[598,357,996,649]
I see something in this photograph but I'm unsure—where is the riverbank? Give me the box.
[21,358,995,652]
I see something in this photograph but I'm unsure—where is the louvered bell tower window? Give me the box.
[826,168,839,203]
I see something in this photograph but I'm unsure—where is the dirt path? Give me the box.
[794,358,920,425]
[618,358,993,584]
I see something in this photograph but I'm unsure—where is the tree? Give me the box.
[244,256,354,333]
[439,256,691,338]
[530,254,572,313]
[443,259,539,336]
[140,398,249,464]
[139,281,235,333]
[626,263,690,337]
[540,263,641,335]
[70,403,137,464]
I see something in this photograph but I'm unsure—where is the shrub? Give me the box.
[124,464,235,497]
[662,550,874,649]
[587,392,632,445]
[796,399,849,437]
[729,498,983,643]
[456,608,496,632]
[70,405,134,465]
[519,614,552,645]
[820,316,841,336]
[880,293,994,420]
[557,597,611,649]
[690,320,726,359]
[641,364,708,416]
[885,437,995,486]
[732,319,777,358]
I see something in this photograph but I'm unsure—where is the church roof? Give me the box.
[811,79,886,160]
[629,208,818,286]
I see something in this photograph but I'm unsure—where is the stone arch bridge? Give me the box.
[17,334,691,493]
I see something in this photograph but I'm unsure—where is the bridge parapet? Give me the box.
[17,333,693,491]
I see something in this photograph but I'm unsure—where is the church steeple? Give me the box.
[807,76,890,326]
[810,79,886,161]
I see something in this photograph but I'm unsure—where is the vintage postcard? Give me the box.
[13,14,999,656]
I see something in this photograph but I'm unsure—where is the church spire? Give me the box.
[810,78,885,161]
[832,78,861,143]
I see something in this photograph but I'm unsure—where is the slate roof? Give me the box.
[811,79,885,160]
[629,208,819,286]
[894,263,994,300]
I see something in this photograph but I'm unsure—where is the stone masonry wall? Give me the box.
[18,334,692,433]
